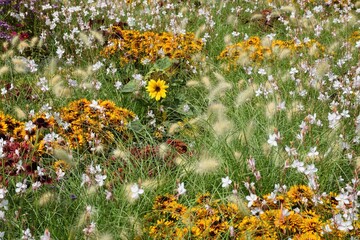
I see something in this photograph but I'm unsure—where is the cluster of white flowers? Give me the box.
[81,162,107,188]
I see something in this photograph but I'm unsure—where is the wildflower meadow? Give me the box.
[0,0,360,239]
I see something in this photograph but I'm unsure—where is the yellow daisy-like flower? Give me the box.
[146,79,169,101]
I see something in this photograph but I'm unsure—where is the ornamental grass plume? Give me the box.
[195,152,220,174]
[146,79,169,101]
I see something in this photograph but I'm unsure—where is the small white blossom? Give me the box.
[21,228,34,240]
[105,190,112,200]
[32,181,41,190]
[95,174,107,187]
[0,188,7,199]
[114,81,123,90]
[177,182,187,195]
[15,180,27,194]
[40,229,51,240]
[56,45,65,59]
[245,193,258,207]
[131,183,144,199]
[221,176,232,188]
[307,147,319,158]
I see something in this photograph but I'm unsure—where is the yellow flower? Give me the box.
[53,160,71,171]
[146,79,169,101]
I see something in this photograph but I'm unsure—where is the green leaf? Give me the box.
[154,57,173,71]
[121,80,138,93]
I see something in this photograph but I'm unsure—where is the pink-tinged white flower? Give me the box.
[335,216,353,232]
[95,174,106,187]
[89,100,104,111]
[335,194,350,208]
[92,61,103,71]
[291,160,305,173]
[307,147,319,158]
[56,45,65,59]
[37,77,49,92]
[221,176,232,188]
[15,180,28,194]
[177,182,187,195]
[277,101,286,111]
[268,131,281,147]
[32,181,41,191]
[105,190,112,200]
[0,188,7,199]
[131,184,144,199]
[16,160,25,174]
[40,229,50,240]
[81,174,91,187]
[258,68,266,75]
[114,81,123,90]
[83,222,96,236]
[21,228,34,240]
[285,146,297,156]
[245,193,258,207]
[304,164,318,175]
[24,121,36,132]
[37,166,45,177]
[328,112,341,129]
[56,168,65,181]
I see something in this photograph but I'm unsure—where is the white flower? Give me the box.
[338,219,353,232]
[307,147,319,158]
[0,188,8,199]
[40,229,51,240]
[114,81,123,90]
[127,17,135,27]
[92,61,103,71]
[32,181,41,190]
[105,190,112,200]
[258,68,266,75]
[183,104,190,112]
[21,228,34,240]
[56,46,65,59]
[177,182,186,195]
[95,174,107,187]
[131,184,144,199]
[221,176,232,188]
[83,222,96,235]
[81,174,91,187]
[304,164,318,175]
[268,132,280,147]
[56,168,65,181]
[328,112,341,129]
[285,146,297,156]
[24,121,36,131]
[291,160,305,172]
[15,180,27,194]
[245,193,258,207]
[335,194,350,208]
[1,88,7,96]
[37,166,45,177]
[0,210,5,220]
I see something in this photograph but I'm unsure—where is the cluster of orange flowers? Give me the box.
[100,26,203,65]
[0,112,24,141]
[349,31,360,44]
[218,36,325,68]
[0,99,135,153]
[144,185,360,239]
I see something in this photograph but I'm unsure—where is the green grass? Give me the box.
[0,0,359,239]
